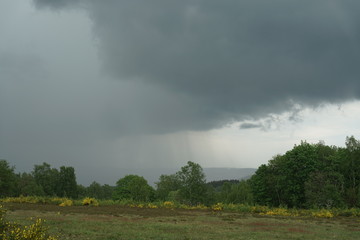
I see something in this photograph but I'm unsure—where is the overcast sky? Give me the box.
[1,0,360,185]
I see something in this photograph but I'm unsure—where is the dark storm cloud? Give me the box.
[33,0,360,133]
[239,123,262,130]
[33,0,80,9]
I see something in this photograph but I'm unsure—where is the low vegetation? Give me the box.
[1,135,360,238]
[1,196,360,219]
[2,202,360,240]
[0,204,58,240]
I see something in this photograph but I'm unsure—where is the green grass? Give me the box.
[3,203,360,240]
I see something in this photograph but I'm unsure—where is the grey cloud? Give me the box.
[32,0,80,9]
[3,0,360,185]
[239,104,305,131]
[32,0,360,134]
[239,123,262,130]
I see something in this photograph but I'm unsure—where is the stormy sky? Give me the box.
[1,0,360,185]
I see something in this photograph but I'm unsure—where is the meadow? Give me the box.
[1,197,360,240]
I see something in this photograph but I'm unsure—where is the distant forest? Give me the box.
[1,136,360,208]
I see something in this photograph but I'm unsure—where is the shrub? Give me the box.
[311,209,334,218]
[162,201,175,209]
[211,203,223,211]
[261,208,294,217]
[82,197,99,206]
[0,205,58,240]
[59,199,73,207]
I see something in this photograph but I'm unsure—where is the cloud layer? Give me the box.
[31,0,360,134]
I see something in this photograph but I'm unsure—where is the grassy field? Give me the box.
[2,203,360,240]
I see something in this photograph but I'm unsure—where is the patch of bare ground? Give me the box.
[2,202,189,217]
[246,221,313,234]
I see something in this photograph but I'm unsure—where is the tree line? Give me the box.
[0,159,251,205]
[1,136,360,208]
[0,161,115,199]
[251,136,360,208]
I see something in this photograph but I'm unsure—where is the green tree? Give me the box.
[102,184,115,199]
[77,184,87,198]
[58,166,77,198]
[32,162,59,196]
[226,180,253,204]
[86,181,114,199]
[113,175,154,202]
[155,174,181,200]
[17,172,45,196]
[304,142,345,208]
[87,181,103,199]
[305,171,344,208]
[343,136,360,206]
[176,161,207,205]
[251,142,327,207]
[336,136,360,206]
[250,164,274,206]
[0,160,17,197]
[218,181,232,203]
[281,141,319,207]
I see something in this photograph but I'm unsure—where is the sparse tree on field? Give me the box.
[176,161,207,205]
[113,175,154,202]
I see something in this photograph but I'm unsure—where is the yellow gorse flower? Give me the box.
[1,205,58,240]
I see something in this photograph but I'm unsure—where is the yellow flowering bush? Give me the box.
[211,203,224,211]
[0,205,6,231]
[182,204,208,210]
[146,203,158,209]
[82,197,99,206]
[224,204,253,213]
[162,201,175,209]
[260,208,294,217]
[0,205,58,240]
[251,205,270,214]
[1,196,43,204]
[311,209,334,218]
[137,204,145,208]
[1,219,58,240]
[59,199,73,207]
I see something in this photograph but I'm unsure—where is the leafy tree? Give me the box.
[0,160,17,197]
[304,142,345,208]
[58,166,78,198]
[32,163,59,196]
[102,184,115,199]
[343,136,360,206]
[251,142,332,207]
[17,172,45,196]
[176,161,207,205]
[167,190,182,202]
[87,181,104,199]
[218,181,232,203]
[226,180,253,204]
[77,184,87,198]
[86,181,114,199]
[281,141,318,207]
[155,174,181,200]
[250,164,273,206]
[113,175,154,202]
[305,171,344,208]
